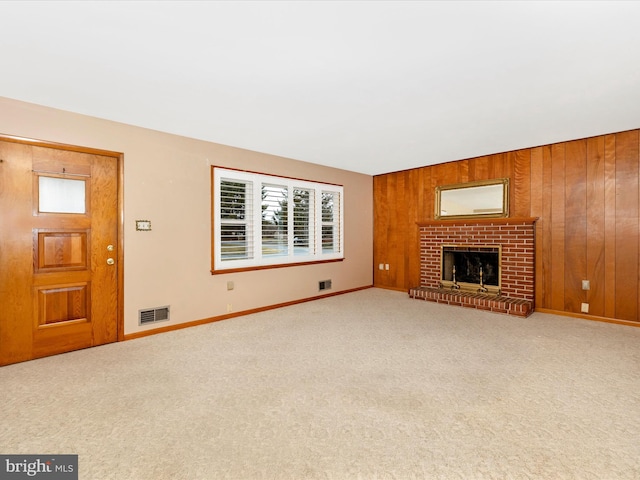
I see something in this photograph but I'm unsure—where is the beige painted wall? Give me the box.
[0,97,373,335]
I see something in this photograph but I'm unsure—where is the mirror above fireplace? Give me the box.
[435,178,509,220]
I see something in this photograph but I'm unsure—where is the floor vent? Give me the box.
[319,280,332,291]
[139,306,170,325]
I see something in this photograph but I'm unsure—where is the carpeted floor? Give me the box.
[1,288,639,479]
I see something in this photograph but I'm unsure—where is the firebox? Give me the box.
[440,245,501,295]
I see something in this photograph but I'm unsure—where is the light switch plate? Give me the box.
[136,220,152,231]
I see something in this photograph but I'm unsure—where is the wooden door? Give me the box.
[0,138,122,365]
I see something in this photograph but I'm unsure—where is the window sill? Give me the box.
[211,257,344,275]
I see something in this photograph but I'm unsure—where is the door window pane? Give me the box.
[39,176,86,214]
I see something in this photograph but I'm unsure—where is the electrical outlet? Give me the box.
[581,303,589,313]
[227,281,234,291]
[385,264,390,270]
[379,264,384,270]
[582,280,590,290]
[227,304,233,312]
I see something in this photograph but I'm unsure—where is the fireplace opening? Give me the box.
[441,245,501,294]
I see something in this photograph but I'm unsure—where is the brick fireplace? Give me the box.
[409,217,537,317]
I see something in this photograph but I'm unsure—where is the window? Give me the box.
[38,176,86,214]
[212,167,344,272]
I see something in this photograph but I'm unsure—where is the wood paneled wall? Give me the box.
[373,129,640,323]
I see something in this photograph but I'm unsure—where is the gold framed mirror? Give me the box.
[435,178,509,220]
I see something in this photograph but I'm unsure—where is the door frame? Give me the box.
[0,133,125,342]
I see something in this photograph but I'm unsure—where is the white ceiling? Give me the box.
[1,1,639,175]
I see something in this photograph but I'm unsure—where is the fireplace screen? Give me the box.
[441,245,501,294]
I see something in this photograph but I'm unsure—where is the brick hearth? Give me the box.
[409,287,534,317]
[409,217,537,317]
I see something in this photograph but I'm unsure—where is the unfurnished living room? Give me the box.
[1,1,639,479]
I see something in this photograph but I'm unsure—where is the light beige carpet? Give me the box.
[1,288,639,479]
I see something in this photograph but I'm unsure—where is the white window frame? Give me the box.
[212,167,344,273]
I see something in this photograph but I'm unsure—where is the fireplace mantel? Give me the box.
[417,217,538,227]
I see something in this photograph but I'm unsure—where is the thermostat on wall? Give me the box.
[136,220,152,231]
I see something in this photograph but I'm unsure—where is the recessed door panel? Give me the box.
[35,230,89,271]
[37,283,90,327]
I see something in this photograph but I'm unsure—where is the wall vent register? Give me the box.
[139,306,170,325]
